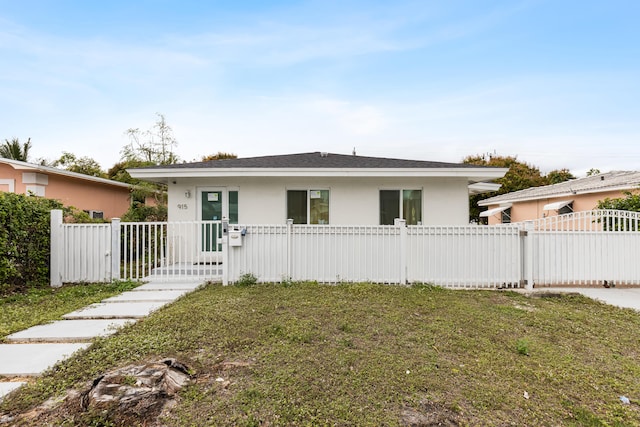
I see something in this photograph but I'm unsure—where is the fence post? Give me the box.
[286,219,293,280]
[523,221,534,290]
[50,209,63,288]
[395,218,407,284]
[110,218,121,281]
[222,219,229,286]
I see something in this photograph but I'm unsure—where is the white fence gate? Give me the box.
[50,210,118,286]
[522,210,640,287]
[50,209,640,289]
[120,220,224,281]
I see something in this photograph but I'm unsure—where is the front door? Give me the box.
[201,189,224,252]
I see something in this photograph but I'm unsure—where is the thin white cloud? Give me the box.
[306,98,389,135]
[160,1,530,67]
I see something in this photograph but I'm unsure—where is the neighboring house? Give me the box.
[128,151,507,226]
[0,158,134,219]
[478,170,640,225]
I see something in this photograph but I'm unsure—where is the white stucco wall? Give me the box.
[167,176,470,225]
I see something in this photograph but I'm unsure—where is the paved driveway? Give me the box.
[531,287,640,311]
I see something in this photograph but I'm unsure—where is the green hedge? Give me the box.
[0,192,63,294]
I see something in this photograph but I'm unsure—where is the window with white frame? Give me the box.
[379,189,422,225]
[287,189,330,224]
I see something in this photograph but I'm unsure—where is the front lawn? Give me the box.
[2,282,640,426]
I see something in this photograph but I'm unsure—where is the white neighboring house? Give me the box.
[128,152,506,226]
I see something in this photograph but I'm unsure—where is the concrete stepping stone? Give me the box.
[135,281,204,291]
[103,290,189,303]
[6,319,133,343]
[0,343,90,377]
[63,301,169,320]
[0,382,26,400]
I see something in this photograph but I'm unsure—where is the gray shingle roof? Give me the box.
[143,152,486,169]
[479,171,640,205]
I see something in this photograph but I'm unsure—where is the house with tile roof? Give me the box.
[478,170,640,225]
[0,157,134,219]
[128,151,507,226]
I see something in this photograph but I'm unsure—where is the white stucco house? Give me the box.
[128,152,507,226]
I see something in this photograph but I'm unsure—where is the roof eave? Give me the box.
[128,167,508,183]
[1,158,132,188]
[468,182,502,195]
[478,184,640,206]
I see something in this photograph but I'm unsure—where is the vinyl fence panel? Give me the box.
[62,223,112,283]
[407,226,522,288]
[530,231,640,286]
[226,224,289,283]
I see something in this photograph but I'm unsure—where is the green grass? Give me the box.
[2,282,640,426]
[0,281,139,340]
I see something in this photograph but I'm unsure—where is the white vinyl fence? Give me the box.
[50,210,117,286]
[526,209,640,232]
[50,209,640,289]
[407,226,522,288]
[228,223,407,284]
[520,210,640,286]
[225,221,523,288]
[120,221,224,281]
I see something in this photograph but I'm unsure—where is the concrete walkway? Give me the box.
[0,280,203,401]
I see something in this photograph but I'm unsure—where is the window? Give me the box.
[379,190,400,225]
[558,202,573,215]
[229,191,239,224]
[379,189,422,225]
[501,207,512,223]
[287,189,329,224]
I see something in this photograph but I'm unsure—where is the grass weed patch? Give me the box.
[2,283,640,426]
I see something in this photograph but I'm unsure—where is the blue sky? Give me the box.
[1,0,639,175]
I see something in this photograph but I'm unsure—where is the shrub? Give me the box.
[235,272,258,287]
[0,192,63,294]
[121,202,167,222]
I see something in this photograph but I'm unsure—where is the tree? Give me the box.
[122,113,179,165]
[545,168,576,185]
[201,152,237,161]
[112,114,180,221]
[51,152,106,178]
[587,168,601,177]
[464,153,548,223]
[0,138,32,161]
[596,190,640,212]
[108,159,165,207]
[464,154,547,192]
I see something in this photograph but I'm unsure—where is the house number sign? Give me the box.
[177,204,188,210]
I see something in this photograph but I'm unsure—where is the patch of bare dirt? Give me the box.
[402,400,466,426]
